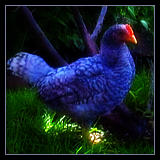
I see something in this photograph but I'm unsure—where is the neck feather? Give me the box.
[100,41,126,67]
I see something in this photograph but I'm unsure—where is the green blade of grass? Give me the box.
[76,146,83,154]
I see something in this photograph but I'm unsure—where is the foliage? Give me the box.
[113,6,154,34]
[33,7,81,49]
[124,65,153,114]
[6,6,84,62]
[6,6,154,61]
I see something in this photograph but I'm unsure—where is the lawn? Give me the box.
[6,66,154,154]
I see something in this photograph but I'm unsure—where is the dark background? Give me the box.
[6,6,154,69]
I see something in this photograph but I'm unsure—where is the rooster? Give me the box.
[7,24,137,133]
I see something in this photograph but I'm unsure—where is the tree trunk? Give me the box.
[19,6,68,67]
[70,6,98,56]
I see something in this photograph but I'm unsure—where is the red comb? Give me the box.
[125,24,134,36]
[125,24,137,44]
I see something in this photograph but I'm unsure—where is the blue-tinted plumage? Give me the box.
[7,24,136,129]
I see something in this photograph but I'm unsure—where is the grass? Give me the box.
[6,67,154,154]
[124,65,154,117]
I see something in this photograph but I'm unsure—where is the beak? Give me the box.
[132,34,137,44]
[126,34,137,44]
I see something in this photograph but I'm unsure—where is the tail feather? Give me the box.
[7,52,53,86]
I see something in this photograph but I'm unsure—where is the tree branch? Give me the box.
[19,6,68,67]
[70,6,98,57]
[90,6,108,43]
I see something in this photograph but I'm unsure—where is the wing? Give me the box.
[36,55,105,107]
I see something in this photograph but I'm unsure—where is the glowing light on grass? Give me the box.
[90,132,102,143]
[89,127,104,144]
[42,111,104,144]
[42,111,69,133]
[43,114,54,132]
[42,109,56,132]
[57,115,66,124]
